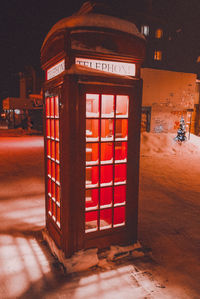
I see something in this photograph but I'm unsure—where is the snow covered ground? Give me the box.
[0,132,199,298]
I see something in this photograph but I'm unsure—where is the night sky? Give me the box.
[1,0,200,98]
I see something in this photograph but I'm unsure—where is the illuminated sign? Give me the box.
[47,59,65,80]
[75,58,135,76]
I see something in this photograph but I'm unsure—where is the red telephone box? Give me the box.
[41,10,145,257]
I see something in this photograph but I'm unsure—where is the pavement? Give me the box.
[0,133,199,299]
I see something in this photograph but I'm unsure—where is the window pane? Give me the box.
[52,181,56,199]
[115,119,128,140]
[55,142,60,162]
[46,97,50,117]
[86,119,99,141]
[113,206,125,227]
[116,95,129,118]
[115,142,127,162]
[85,189,98,211]
[47,139,51,157]
[52,201,56,218]
[50,97,54,117]
[51,140,55,160]
[86,143,99,166]
[114,164,127,184]
[54,96,59,118]
[100,165,113,186]
[56,163,60,183]
[101,119,114,141]
[51,119,55,138]
[101,142,113,164]
[51,162,56,181]
[100,209,112,230]
[47,178,51,195]
[55,119,59,140]
[47,159,51,177]
[48,196,52,214]
[56,206,60,225]
[56,185,60,203]
[86,94,99,118]
[100,187,112,208]
[114,185,126,206]
[86,166,99,188]
[101,95,114,117]
[46,119,50,137]
[85,211,98,233]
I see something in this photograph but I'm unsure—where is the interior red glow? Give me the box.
[45,96,61,228]
[85,93,129,233]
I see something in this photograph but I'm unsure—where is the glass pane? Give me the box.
[46,97,50,117]
[51,119,55,138]
[86,143,99,166]
[100,187,112,208]
[114,185,126,206]
[47,159,51,177]
[46,119,50,137]
[51,162,56,181]
[113,206,125,227]
[56,185,60,203]
[85,211,98,233]
[55,142,60,162]
[52,181,56,199]
[86,119,99,141]
[48,196,52,214]
[56,163,60,183]
[115,119,128,141]
[56,206,60,225]
[55,119,59,140]
[47,178,51,195]
[86,94,99,118]
[115,142,127,163]
[116,95,129,118]
[101,95,114,117]
[50,97,54,117]
[85,189,98,211]
[52,201,56,218]
[100,165,113,186]
[100,209,112,230]
[114,164,127,184]
[101,142,113,164]
[101,119,114,141]
[55,96,59,118]
[51,141,55,160]
[85,166,99,188]
[47,139,51,157]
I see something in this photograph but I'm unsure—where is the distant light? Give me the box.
[15,109,21,115]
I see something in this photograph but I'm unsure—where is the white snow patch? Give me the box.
[140,132,200,156]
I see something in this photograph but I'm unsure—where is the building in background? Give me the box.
[1,66,43,131]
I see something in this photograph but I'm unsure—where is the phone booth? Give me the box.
[41,11,145,258]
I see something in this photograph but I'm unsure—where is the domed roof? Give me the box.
[42,13,145,50]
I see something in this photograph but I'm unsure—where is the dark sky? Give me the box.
[0,0,200,98]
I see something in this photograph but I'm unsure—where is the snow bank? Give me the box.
[140,132,200,156]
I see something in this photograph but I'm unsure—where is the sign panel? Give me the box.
[47,59,65,80]
[75,58,135,76]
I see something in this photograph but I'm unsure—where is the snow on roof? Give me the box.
[42,13,145,49]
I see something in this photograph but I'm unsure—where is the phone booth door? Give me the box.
[78,83,141,250]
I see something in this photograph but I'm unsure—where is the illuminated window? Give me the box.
[141,25,149,36]
[154,50,162,61]
[85,94,129,233]
[155,28,163,39]
[45,95,60,228]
